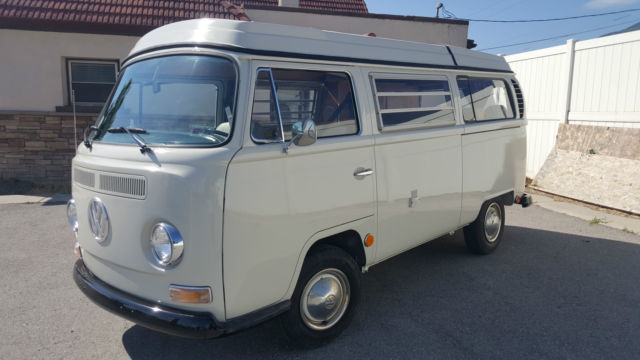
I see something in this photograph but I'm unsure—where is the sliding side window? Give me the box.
[251,68,358,143]
[373,74,455,131]
[456,77,515,122]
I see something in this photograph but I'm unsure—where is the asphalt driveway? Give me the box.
[1,202,639,359]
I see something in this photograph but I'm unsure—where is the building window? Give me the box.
[456,77,515,122]
[251,68,359,143]
[67,59,118,106]
[372,74,455,131]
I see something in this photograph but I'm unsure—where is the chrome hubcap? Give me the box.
[484,203,502,243]
[300,268,350,331]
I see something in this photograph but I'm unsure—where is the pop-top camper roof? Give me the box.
[128,19,512,73]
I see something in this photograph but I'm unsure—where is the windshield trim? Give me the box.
[91,52,239,149]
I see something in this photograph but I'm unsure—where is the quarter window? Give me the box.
[373,75,455,130]
[456,77,514,122]
[67,60,118,106]
[251,69,359,142]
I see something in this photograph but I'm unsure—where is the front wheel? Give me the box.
[463,199,505,255]
[280,245,360,348]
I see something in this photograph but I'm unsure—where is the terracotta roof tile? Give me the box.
[0,0,253,30]
[299,0,367,13]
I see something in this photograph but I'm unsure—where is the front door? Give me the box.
[223,62,375,318]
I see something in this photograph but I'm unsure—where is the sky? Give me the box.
[365,0,640,54]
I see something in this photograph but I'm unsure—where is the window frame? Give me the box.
[455,76,517,123]
[249,66,361,145]
[370,72,457,132]
[66,58,120,107]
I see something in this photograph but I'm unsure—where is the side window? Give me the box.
[456,77,515,122]
[250,68,359,142]
[373,75,455,130]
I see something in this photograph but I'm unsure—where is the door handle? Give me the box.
[354,168,374,178]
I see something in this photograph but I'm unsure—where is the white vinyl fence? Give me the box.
[504,30,640,178]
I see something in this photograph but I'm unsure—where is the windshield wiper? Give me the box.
[107,127,152,154]
[83,125,101,150]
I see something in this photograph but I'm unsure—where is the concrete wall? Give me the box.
[0,29,138,112]
[246,9,469,47]
[533,124,640,215]
[505,30,640,179]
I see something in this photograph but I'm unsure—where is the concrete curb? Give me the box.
[0,194,71,205]
[533,194,640,236]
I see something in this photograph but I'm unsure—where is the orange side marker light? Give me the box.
[364,234,375,247]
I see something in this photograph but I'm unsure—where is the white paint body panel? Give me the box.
[224,138,376,317]
[460,124,527,224]
[72,144,234,320]
[72,20,526,323]
[373,126,463,261]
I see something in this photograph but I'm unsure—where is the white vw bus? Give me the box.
[68,19,531,346]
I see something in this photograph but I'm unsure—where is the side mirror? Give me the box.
[284,120,317,153]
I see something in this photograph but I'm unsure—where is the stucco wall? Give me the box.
[246,9,469,47]
[0,29,139,112]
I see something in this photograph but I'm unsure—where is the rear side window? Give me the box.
[251,68,358,143]
[373,75,455,130]
[456,77,514,122]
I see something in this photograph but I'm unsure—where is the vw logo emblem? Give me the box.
[88,197,110,243]
[324,295,337,310]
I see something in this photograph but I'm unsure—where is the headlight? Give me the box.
[66,199,78,235]
[150,223,183,267]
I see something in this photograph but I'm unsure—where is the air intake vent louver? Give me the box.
[74,168,95,188]
[73,167,146,199]
[99,174,146,199]
[511,79,525,119]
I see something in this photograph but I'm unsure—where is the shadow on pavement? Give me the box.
[122,225,640,359]
[41,194,72,206]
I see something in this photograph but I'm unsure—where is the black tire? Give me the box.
[463,198,505,255]
[280,245,360,348]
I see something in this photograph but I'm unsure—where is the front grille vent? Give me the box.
[73,167,146,199]
[511,79,525,119]
[74,168,95,188]
[99,174,146,199]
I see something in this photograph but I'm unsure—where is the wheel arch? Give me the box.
[278,215,374,303]
[307,230,366,267]
[482,189,514,207]
[499,190,515,207]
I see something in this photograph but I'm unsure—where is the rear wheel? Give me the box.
[463,199,505,255]
[281,245,360,348]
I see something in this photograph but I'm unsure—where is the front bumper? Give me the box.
[73,259,289,339]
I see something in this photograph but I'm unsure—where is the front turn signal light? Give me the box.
[74,242,82,258]
[169,285,212,304]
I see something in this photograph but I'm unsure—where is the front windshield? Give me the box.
[92,55,236,146]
